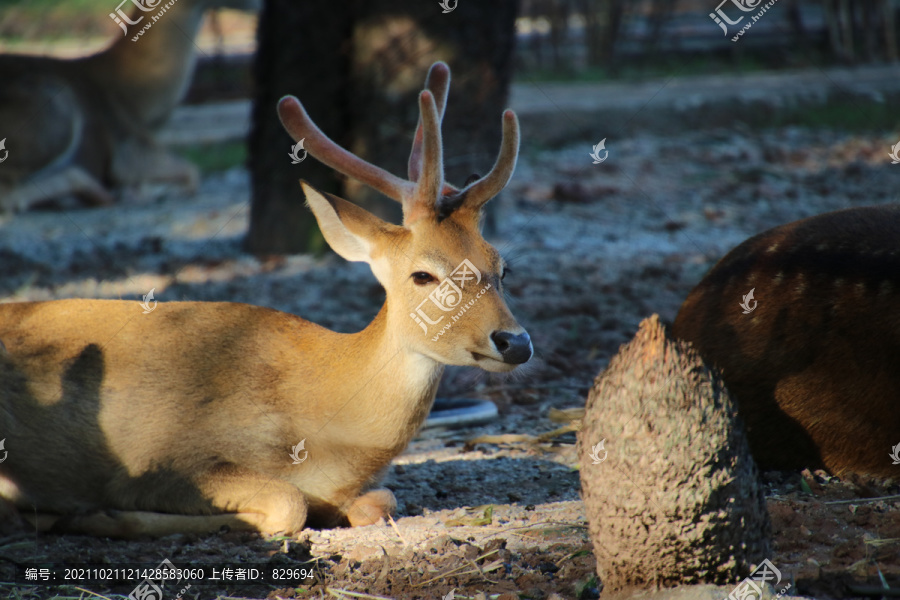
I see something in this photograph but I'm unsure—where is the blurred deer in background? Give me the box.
[0,0,258,213]
[0,62,532,537]
[673,205,900,477]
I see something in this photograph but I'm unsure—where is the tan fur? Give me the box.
[672,205,900,477]
[0,0,257,212]
[0,63,531,537]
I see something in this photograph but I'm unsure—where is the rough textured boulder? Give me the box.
[577,315,771,593]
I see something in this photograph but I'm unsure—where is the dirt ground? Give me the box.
[0,125,898,599]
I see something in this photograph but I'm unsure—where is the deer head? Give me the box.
[277,62,531,372]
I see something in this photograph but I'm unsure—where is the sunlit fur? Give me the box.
[0,62,530,537]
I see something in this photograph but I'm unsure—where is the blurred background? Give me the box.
[1,4,899,595]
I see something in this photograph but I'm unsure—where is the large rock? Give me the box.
[577,315,771,593]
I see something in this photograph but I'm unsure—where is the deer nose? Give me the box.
[490,330,533,364]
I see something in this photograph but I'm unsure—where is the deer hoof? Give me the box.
[347,489,396,527]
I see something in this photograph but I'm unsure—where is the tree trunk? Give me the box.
[839,0,855,62]
[785,0,806,47]
[246,0,351,254]
[602,0,625,68]
[579,0,626,70]
[644,0,678,55]
[824,0,844,62]
[246,0,518,254]
[547,0,571,72]
[885,0,898,62]
[579,0,603,67]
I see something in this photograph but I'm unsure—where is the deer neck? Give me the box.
[79,2,211,129]
[322,302,444,450]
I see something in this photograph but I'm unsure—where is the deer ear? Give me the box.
[301,181,390,264]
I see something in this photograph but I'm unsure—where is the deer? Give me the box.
[0,0,257,213]
[672,204,900,478]
[0,62,531,538]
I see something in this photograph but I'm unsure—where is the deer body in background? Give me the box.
[673,205,900,477]
[0,0,255,212]
[0,62,532,537]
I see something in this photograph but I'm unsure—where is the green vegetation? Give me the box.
[176,140,247,174]
[515,52,789,85]
[767,99,900,133]
[513,44,840,85]
[0,0,108,14]
[0,0,114,43]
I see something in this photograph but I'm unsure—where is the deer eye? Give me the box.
[501,266,509,281]
[412,272,436,285]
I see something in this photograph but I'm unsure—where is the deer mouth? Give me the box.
[471,351,520,372]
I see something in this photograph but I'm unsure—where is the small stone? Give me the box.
[461,543,480,560]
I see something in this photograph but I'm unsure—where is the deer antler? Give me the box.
[463,110,519,207]
[437,110,519,217]
[408,62,452,187]
[277,61,519,224]
[415,90,445,209]
[277,96,416,204]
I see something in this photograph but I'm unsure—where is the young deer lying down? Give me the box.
[0,62,532,538]
[673,205,900,477]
